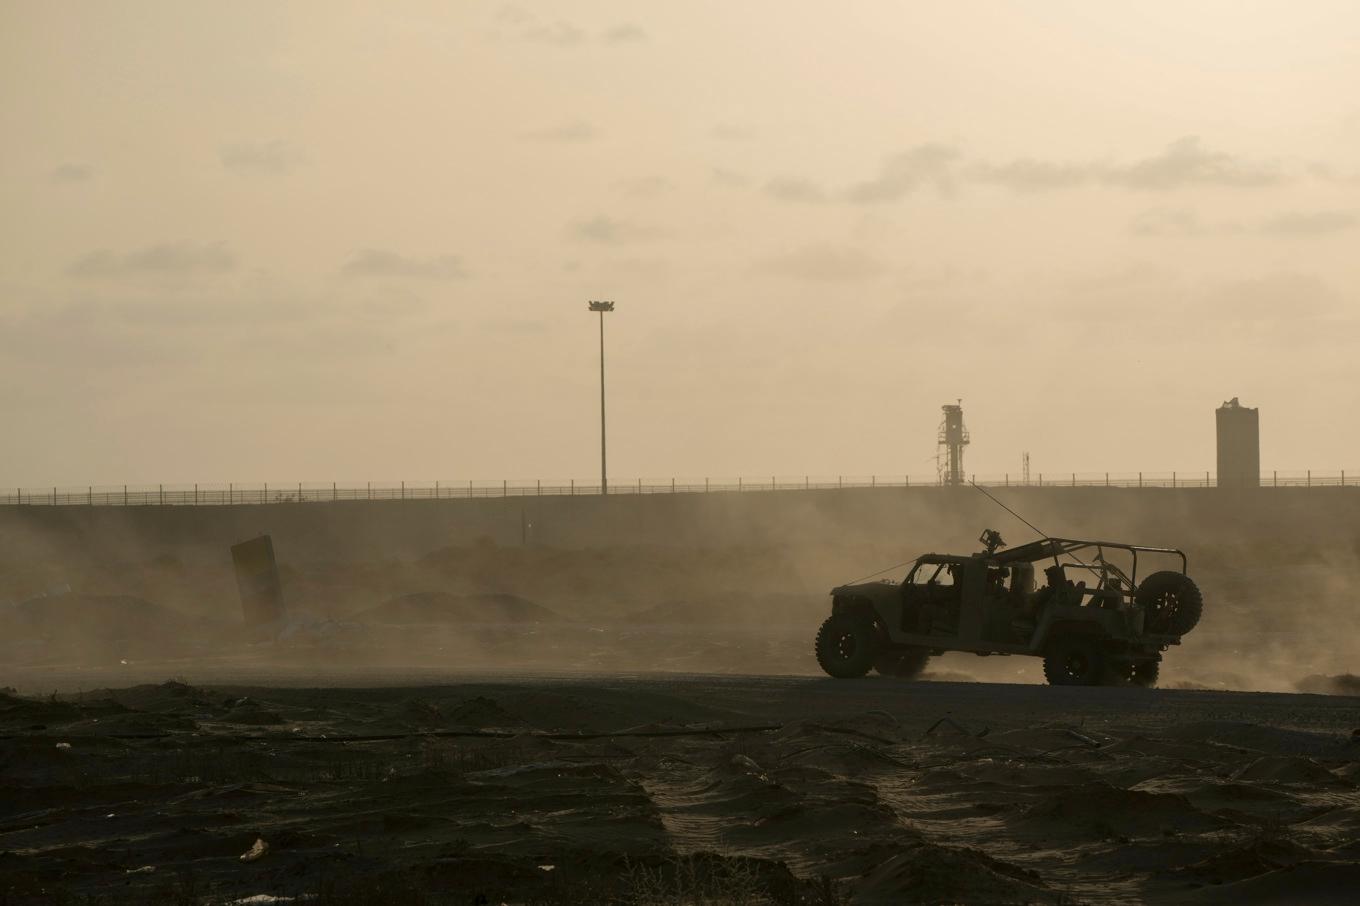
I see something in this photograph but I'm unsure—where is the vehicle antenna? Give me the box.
[968,476,1093,568]
[842,555,923,586]
[969,480,1048,539]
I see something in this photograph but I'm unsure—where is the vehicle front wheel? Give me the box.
[815,613,879,678]
[1043,638,1106,686]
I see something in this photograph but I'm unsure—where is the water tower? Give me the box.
[937,401,970,486]
[1216,397,1259,489]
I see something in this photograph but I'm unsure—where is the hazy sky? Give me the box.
[3,1,1358,487]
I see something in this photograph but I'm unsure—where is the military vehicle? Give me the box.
[814,530,1201,686]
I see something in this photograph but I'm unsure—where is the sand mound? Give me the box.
[444,695,529,729]
[851,840,1058,905]
[1171,837,1312,886]
[1161,721,1345,756]
[359,591,562,625]
[1232,755,1347,785]
[1020,782,1227,837]
[1296,674,1360,697]
[1178,860,1360,905]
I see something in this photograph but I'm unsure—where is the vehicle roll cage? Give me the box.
[993,537,1187,588]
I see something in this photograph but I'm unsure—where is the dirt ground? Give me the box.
[4,672,1360,905]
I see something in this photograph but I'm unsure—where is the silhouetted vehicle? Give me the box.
[815,530,1201,686]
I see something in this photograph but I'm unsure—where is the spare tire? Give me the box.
[874,647,931,679]
[1136,571,1203,635]
[815,613,879,678]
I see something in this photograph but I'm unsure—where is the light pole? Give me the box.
[587,300,614,494]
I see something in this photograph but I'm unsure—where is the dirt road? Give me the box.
[4,674,1360,904]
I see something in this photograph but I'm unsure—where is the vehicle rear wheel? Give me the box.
[815,613,879,678]
[1104,658,1160,688]
[1136,571,1203,635]
[874,647,931,679]
[1043,638,1106,686]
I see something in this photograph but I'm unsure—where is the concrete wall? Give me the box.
[3,486,1357,566]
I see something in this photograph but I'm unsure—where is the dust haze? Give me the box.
[4,489,1358,693]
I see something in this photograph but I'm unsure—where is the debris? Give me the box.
[925,716,989,738]
[730,753,763,772]
[231,535,286,628]
[126,865,156,874]
[55,741,71,750]
[239,838,270,862]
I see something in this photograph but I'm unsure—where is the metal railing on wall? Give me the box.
[0,470,1354,506]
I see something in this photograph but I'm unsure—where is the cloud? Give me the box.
[219,140,304,174]
[837,137,1286,201]
[1105,137,1283,190]
[1258,210,1357,237]
[67,242,236,278]
[619,175,670,197]
[970,158,1088,192]
[1130,207,1212,237]
[1130,207,1356,238]
[844,144,961,203]
[569,215,667,244]
[760,243,885,282]
[710,167,749,187]
[710,123,754,141]
[341,250,468,280]
[764,178,827,204]
[521,120,596,143]
[49,163,94,184]
[522,20,585,46]
[602,23,647,44]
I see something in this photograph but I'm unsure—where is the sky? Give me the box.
[2,1,1359,487]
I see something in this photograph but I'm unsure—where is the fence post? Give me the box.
[89,486,93,506]
[124,485,128,506]
[773,476,776,490]
[1005,474,1008,487]
[738,477,742,492]
[538,479,542,496]
[368,482,372,500]
[1307,469,1311,488]
[1071,473,1075,487]
[1205,470,1209,488]
[468,480,472,498]
[1039,473,1043,487]
[1138,472,1142,489]
[436,480,440,498]
[229,483,233,505]
[838,475,842,489]
[1105,472,1109,487]
[671,477,675,493]
[906,475,909,487]
[1273,470,1277,488]
[298,482,302,502]
[53,486,57,505]
[705,477,709,492]
[503,479,507,497]
[1172,472,1176,488]
[571,479,575,496]
[639,478,643,493]
[333,481,337,501]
